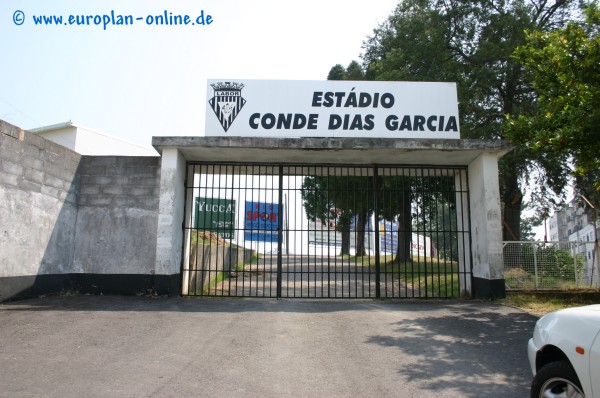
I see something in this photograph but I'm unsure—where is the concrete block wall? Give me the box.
[0,120,81,300]
[0,120,168,301]
[71,156,165,295]
[187,244,256,293]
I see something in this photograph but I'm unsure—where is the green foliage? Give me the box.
[413,199,459,261]
[525,244,585,281]
[347,254,462,297]
[542,246,585,281]
[326,61,365,81]
[498,291,600,316]
[300,175,376,222]
[345,60,364,80]
[327,64,346,80]
[362,0,561,140]
[352,0,583,239]
[300,175,375,256]
[202,253,260,295]
[379,257,461,297]
[507,4,600,203]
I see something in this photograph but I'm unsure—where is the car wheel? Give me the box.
[531,360,585,398]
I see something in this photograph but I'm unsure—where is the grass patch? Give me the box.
[384,258,461,298]
[496,291,600,317]
[347,255,462,297]
[201,253,261,294]
[504,267,587,290]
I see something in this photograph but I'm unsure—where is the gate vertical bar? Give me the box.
[277,165,284,298]
[533,242,539,289]
[181,163,194,295]
[373,166,381,298]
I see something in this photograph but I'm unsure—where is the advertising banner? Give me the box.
[379,221,436,258]
[194,197,236,239]
[244,201,282,242]
[205,79,460,139]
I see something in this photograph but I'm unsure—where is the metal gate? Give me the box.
[182,163,472,298]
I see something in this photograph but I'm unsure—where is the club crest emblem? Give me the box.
[208,82,246,132]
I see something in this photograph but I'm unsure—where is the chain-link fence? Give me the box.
[503,241,599,290]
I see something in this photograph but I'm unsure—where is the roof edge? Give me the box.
[152,136,513,153]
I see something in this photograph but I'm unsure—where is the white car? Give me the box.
[528,304,600,398]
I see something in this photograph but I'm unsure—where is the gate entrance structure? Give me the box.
[152,137,512,299]
[182,163,470,298]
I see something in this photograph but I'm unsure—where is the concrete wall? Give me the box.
[155,148,186,292]
[71,156,165,295]
[1,118,509,300]
[0,120,81,300]
[0,120,168,301]
[187,244,256,293]
[468,152,505,298]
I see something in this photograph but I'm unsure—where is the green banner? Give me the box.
[194,197,236,240]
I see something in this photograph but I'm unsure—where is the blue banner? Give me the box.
[244,201,282,242]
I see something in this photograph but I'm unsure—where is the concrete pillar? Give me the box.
[468,152,505,298]
[155,148,186,294]
[181,165,196,295]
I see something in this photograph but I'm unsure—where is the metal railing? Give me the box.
[503,241,599,290]
[183,162,472,298]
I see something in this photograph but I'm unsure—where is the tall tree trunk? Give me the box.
[355,210,368,256]
[338,211,351,256]
[394,191,412,264]
[502,159,522,241]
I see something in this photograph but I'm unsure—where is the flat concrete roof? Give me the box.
[152,137,512,166]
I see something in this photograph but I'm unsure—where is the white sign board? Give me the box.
[205,79,460,139]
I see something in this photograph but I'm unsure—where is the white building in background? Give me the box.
[548,197,597,242]
[569,223,598,285]
[548,197,599,285]
[29,121,157,156]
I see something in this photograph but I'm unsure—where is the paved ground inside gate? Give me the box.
[212,255,416,298]
[0,296,537,398]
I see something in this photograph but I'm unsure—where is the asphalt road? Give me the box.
[0,295,537,398]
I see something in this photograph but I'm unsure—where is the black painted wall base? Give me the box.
[1,274,507,301]
[472,277,506,299]
[0,274,181,302]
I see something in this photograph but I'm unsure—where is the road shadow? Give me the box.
[364,305,536,397]
[1,295,537,397]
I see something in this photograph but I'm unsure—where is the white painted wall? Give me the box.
[31,122,157,156]
[468,152,504,282]
[155,148,186,276]
[33,127,78,150]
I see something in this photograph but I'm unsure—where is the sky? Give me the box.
[0,0,399,149]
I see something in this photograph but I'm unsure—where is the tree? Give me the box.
[378,175,413,263]
[358,0,581,240]
[326,61,366,81]
[300,175,348,254]
[507,4,600,206]
[410,176,460,260]
[300,175,374,256]
[345,60,364,80]
[304,62,373,256]
[327,64,346,81]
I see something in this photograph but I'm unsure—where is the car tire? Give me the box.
[531,360,585,398]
